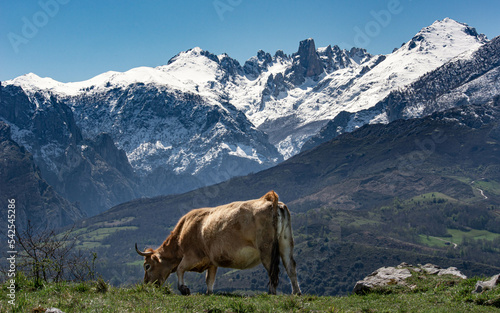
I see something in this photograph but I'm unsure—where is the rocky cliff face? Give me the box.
[0,121,84,231]
[66,82,282,197]
[286,38,324,85]
[0,84,141,216]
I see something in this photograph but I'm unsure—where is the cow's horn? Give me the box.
[135,243,154,257]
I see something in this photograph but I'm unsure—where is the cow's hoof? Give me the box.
[179,285,191,295]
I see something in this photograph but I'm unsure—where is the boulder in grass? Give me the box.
[353,263,467,294]
[474,274,500,293]
[45,309,65,313]
[352,266,413,294]
[421,263,467,279]
[438,266,467,279]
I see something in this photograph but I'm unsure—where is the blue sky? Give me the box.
[1,0,499,82]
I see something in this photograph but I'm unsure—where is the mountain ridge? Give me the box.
[302,33,500,152]
[1,18,496,219]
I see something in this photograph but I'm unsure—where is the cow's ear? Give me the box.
[153,254,162,263]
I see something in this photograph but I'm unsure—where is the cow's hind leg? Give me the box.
[205,266,217,295]
[279,235,301,295]
[279,206,301,295]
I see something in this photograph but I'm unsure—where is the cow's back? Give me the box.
[182,197,276,269]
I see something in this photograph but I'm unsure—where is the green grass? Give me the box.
[409,192,457,203]
[66,217,138,249]
[73,226,139,249]
[79,226,139,241]
[1,273,499,313]
[420,228,500,248]
[443,176,500,200]
[338,211,380,228]
[92,217,136,228]
[473,179,500,196]
[447,229,500,243]
[419,234,454,248]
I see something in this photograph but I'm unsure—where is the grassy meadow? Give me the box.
[1,271,499,313]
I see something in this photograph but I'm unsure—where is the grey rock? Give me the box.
[286,38,324,85]
[45,308,65,313]
[474,274,500,293]
[396,262,412,269]
[420,263,467,279]
[352,266,412,294]
[421,263,442,275]
[296,38,323,78]
[438,267,467,279]
[353,263,467,294]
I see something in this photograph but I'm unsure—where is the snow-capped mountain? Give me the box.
[1,18,496,217]
[233,18,487,157]
[0,83,142,216]
[303,25,499,151]
[1,70,282,215]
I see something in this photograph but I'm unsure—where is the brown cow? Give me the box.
[135,191,301,295]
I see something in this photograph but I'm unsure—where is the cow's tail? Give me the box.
[263,190,280,292]
[270,232,280,291]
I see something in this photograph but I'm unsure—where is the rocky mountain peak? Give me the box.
[273,49,288,60]
[403,18,488,53]
[316,44,372,73]
[256,50,272,62]
[166,47,223,69]
[296,38,323,77]
[218,53,243,77]
[348,47,372,64]
[318,45,345,73]
[285,38,324,85]
[243,50,274,77]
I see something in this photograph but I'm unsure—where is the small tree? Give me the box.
[15,221,96,287]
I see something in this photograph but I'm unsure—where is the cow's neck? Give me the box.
[157,232,181,262]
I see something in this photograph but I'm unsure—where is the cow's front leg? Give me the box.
[179,284,190,295]
[176,269,191,295]
[176,265,191,295]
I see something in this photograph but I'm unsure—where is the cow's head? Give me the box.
[135,243,175,286]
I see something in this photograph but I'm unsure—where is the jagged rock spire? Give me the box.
[286,38,324,85]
